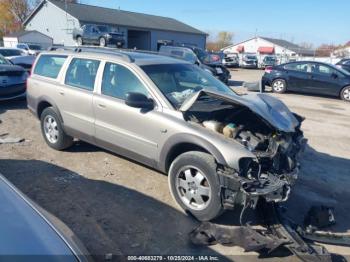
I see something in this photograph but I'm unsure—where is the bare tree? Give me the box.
[299,42,314,50]
[7,0,30,23]
[217,31,234,49]
[206,31,234,51]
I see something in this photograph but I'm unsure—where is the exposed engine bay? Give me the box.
[184,93,307,207]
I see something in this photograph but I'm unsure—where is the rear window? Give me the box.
[33,55,67,79]
[65,58,100,91]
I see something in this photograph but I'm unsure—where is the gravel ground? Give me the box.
[0,69,349,261]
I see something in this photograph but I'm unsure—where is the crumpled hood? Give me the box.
[180,90,300,133]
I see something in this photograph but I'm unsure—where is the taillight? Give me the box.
[265,66,273,74]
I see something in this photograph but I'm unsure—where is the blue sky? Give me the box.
[81,0,349,46]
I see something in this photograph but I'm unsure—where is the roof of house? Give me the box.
[222,36,314,56]
[24,0,206,36]
[260,37,314,55]
[4,30,53,40]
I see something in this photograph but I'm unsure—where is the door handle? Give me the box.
[59,90,65,95]
[98,103,107,109]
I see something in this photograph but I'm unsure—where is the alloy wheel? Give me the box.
[175,166,211,211]
[343,87,350,101]
[273,80,285,92]
[43,115,59,144]
[100,38,106,47]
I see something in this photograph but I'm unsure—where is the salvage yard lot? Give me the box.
[0,69,350,261]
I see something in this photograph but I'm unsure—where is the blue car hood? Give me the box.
[180,90,300,133]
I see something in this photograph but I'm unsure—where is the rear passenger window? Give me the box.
[101,63,148,100]
[33,55,67,78]
[65,58,100,91]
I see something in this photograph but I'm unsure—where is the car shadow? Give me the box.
[0,159,229,262]
[213,144,350,236]
[0,98,27,115]
[228,80,244,87]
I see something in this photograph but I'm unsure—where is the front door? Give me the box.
[308,63,343,96]
[93,62,161,166]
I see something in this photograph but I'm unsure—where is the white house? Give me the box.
[3,30,53,49]
[222,36,314,64]
[23,0,207,51]
[332,43,350,58]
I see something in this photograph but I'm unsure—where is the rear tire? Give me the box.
[77,36,83,46]
[168,151,224,221]
[340,86,350,102]
[272,79,287,93]
[40,107,73,151]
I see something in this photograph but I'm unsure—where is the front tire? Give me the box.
[99,37,106,47]
[40,107,73,150]
[272,79,287,93]
[168,151,223,221]
[340,86,350,101]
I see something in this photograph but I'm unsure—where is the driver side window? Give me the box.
[101,63,149,100]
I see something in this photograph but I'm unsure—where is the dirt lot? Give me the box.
[1,69,350,261]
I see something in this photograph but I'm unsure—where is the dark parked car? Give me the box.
[159,45,231,84]
[73,24,125,47]
[262,61,350,101]
[0,54,28,101]
[336,58,350,73]
[260,55,277,69]
[0,173,89,260]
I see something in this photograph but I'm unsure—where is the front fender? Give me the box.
[158,133,255,173]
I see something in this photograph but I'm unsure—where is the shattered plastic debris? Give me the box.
[189,222,288,253]
[0,133,25,144]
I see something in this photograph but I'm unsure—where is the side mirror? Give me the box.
[125,92,154,109]
[331,72,339,79]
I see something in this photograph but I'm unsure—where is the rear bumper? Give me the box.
[241,64,258,69]
[107,38,125,46]
[0,83,26,101]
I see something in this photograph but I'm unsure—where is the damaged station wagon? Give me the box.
[27,47,306,221]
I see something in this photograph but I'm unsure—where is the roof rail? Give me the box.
[49,46,135,63]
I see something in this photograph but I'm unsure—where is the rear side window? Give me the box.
[33,55,67,79]
[65,58,100,91]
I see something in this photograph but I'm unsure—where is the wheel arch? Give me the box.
[37,96,63,123]
[159,134,227,173]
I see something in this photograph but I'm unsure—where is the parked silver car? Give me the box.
[0,173,89,260]
[27,47,306,221]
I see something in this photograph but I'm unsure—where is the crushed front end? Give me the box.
[219,122,307,209]
[182,90,307,209]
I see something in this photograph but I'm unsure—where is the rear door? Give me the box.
[93,62,162,166]
[57,57,100,142]
[308,63,343,96]
[284,62,312,92]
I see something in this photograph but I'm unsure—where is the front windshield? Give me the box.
[142,63,235,109]
[246,55,257,60]
[193,48,208,63]
[332,63,350,76]
[0,55,10,65]
[265,56,276,61]
[97,26,109,32]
